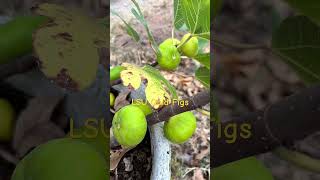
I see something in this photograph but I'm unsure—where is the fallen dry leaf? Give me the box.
[114,90,130,111]
[193,168,205,180]
[110,147,133,170]
[12,95,66,157]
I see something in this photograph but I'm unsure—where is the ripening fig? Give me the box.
[157,38,181,70]
[164,111,196,144]
[11,138,107,180]
[0,98,15,141]
[112,105,147,147]
[161,38,180,46]
[180,33,199,57]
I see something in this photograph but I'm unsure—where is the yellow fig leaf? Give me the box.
[33,3,107,91]
[120,63,177,109]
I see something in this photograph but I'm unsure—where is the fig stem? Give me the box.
[273,147,320,173]
[177,34,193,49]
[196,108,210,117]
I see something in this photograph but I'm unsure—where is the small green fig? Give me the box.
[110,66,125,81]
[112,105,147,147]
[0,98,15,141]
[110,93,115,107]
[164,111,196,144]
[180,33,199,57]
[157,38,181,70]
[11,138,107,180]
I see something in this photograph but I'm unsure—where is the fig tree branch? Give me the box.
[212,84,320,167]
[147,90,210,125]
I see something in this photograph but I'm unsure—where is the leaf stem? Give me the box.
[193,32,210,39]
[196,108,210,117]
[274,147,320,173]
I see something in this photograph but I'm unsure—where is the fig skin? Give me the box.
[164,111,196,144]
[112,105,147,147]
[11,138,107,180]
[110,66,125,81]
[157,38,181,70]
[161,38,180,46]
[0,16,47,64]
[180,33,199,57]
[132,99,153,116]
[212,157,274,180]
[110,93,115,107]
[0,98,15,141]
[68,121,108,157]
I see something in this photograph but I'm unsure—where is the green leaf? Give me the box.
[195,67,209,88]
[198,38,209,53]
[180,0,210,34]
[130,0,160,55]
[193,53,210,69]
[284,0,320,25]
[143,65,178,99]
[272,15,320,84]
[197,0,210,33]
[111,11,140,42]
[174,0,184,29]
[33,3,106,91]
[212,157,274,180]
